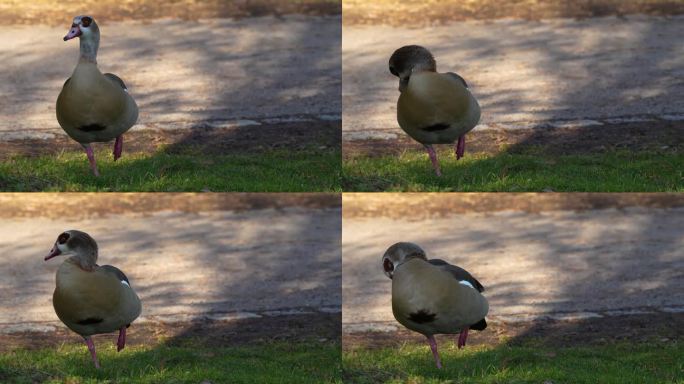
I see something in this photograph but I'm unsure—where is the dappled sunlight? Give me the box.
[342,194,684,325]
[342,15,684,139]
[1,16,341,136]
[0,196,341,326]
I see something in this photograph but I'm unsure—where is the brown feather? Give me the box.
[397,72,480,145]
[56,62,138,144]
[53,258,141,337]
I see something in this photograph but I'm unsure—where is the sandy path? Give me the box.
[342,15,684,140]
[342,205,684,331]
[0,205,341,330]
[0,15,341,140]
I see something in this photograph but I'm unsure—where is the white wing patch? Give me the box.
[459,280,475,289]
[121,280,130,287]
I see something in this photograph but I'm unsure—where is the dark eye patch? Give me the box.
[57,232,70,244]
[383,258,394,273]
[81,16,92,27]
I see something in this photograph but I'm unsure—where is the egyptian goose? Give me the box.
[389,45,480,176]
[382,242,488,369]
[44,230,141,368]
[57,15,138,176]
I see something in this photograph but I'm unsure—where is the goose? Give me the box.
[57,15,138,176]
[389,45,480,176]
[44,230,141,368]
[382,242,488,369]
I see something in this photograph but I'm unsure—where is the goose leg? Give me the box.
[455,135,465,160]
[423,144,442,176]
[117,326,126,352]
[82,144,100,177]
[113,135,123,161]
[457,328,469,349]
[426,335,443,369]
[83,336,101,369]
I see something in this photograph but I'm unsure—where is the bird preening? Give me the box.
[57,15,138,176]
[44,230,141,368]
[389,45,481,176]
[382,242,488,369]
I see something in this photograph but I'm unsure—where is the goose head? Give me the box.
[389,45,437,92]
[382,242,427,279]
[45,230,99,271]
[63,15,100,62]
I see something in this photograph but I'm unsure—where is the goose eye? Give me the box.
[383,258,394,273]
[81,17,92,27]
[57,233,70,244]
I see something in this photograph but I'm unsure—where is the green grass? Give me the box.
[0,341,341,384]
[343,341,684,384]
[0,148,341,192]
[343,149,684,191]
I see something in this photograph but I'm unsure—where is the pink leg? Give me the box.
[83,144,100,177]
[426,335,443,369]
[423,144,442,176]
[113,135,123,161]
[84,336,101,369]
[117,326,126,352]
[455,135,466,160]
[457,329,469,349]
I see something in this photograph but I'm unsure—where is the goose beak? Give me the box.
[63,24,81,41]
[45,245,61,260]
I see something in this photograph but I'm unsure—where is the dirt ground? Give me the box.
[343,0,684,26]
[1,313,340,352]
[343,312,684,350]
[343,120,684,158]
[0,0,341,26]
[342,193,684,219]
[0,121,341,159]
[0,193,340,219]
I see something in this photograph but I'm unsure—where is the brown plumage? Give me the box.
[45,230,141,368]
[389,46,480,176]
[382,242,488,369]
[57,15,138,176]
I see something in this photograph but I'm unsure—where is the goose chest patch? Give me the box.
[408,309,437,324]
[422,123,450,132]
[76,317,104,325]
[77,124,107,132]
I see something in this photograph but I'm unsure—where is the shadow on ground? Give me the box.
[344,120,684,159]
